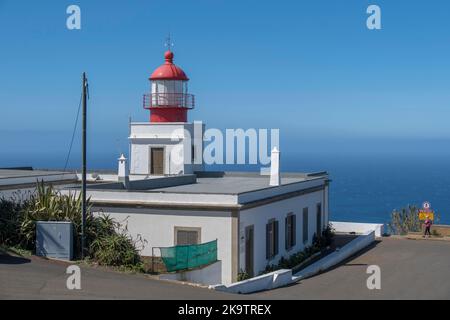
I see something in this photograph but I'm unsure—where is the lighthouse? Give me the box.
[129,47,204,176]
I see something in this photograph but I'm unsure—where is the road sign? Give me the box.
[419,211,434,221]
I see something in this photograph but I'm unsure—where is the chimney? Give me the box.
[118,153,130,189]
[269,147,281,186]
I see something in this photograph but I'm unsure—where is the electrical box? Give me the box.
[36,221,74,261]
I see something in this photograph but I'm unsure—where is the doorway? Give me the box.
[150,148,164,175]
[245,225,254,278]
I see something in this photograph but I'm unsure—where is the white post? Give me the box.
[269,147,281,186]
[118,153,130,188]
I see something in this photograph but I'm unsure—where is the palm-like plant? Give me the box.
[388,205,421,235]
[20,181,94,255]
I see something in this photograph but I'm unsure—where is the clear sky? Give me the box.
[1,0,450,169]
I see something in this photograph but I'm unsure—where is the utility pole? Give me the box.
[81,72,88,259]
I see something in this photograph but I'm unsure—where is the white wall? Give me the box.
[239,190,327,277]
[292,231,376,281]
[212,269,292,294]
[159,261,222,286]
[92,206,234,285]
[331,221,385,237]
[129,123,204,175]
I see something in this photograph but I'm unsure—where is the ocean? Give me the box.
[2,151,449,225]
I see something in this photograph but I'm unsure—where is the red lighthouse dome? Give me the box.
[150,51,189,81]
[143,50,194,123]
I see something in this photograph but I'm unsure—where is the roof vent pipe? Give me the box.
[118,153,130,189]
[269,147,281,186]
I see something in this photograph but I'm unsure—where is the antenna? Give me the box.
[165,33,174,52]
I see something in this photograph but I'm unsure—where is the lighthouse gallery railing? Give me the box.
[143,93,195,110]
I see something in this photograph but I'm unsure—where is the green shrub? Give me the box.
[0,195,27,247]
[388,205,421,235]
[237,270,251,282]
[1,181,144,269]
[90,233,140,267]
[312,224,335,249]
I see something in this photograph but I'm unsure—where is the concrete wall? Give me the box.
[293,231,376,281]
[213,231,377,294]
[239,189,328,277]
[212,269,292,294]
[429,225,450,236]
[331,221,384,237]
[92,206,235,285]
[159,261,222,286]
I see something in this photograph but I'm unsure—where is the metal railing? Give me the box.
[143,93,195,110]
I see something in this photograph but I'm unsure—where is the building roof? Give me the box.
[150,174,314,195]
[150,51,189,81]
[60,171,329,209]
[0,169,76,187]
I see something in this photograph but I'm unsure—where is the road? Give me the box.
[1,238,450,299]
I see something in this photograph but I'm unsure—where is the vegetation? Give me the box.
[0,193,27,247]
[388,205,441,235]
[0,181,145,270]
[261,224,335,275]
[237,270,251,282]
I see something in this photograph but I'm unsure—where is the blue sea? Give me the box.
[2,151,450,225]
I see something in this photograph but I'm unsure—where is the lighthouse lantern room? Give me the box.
[129,46,204,176]
[143,50,194,123]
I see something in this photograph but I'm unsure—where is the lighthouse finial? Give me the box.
[165,34,174,52]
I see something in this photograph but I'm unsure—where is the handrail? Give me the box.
[143,93,195,110]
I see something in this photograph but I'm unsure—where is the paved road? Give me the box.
[1,238,450,299]
[0,254,237,300]
[259,237,450,300]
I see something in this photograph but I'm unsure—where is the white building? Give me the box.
[80,172,330,285]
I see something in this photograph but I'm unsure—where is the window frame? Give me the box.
[302,207,309,244]
[174,226,202,246]
[285,213,296,250]
[266,219,279,260]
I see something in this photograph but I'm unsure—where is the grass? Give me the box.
[75,258,145,275]
[0,244,32,257]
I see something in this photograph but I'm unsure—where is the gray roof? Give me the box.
[151,175,311,195]
[0,169,69,179]
[82,171,328,195]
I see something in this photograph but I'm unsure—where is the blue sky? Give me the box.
[1,0,450,169]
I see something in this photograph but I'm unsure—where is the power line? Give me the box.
[63,92,83,173]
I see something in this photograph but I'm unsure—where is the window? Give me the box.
[303,208,309,244]
[285,214,296,250]
[266,219,279,260]
[175,227,201,245]
[316,203,322,237]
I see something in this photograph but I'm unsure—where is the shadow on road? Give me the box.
[311,240,382,275]
[0,253,31,265]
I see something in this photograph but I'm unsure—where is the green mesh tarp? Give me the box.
[159,240,218,272]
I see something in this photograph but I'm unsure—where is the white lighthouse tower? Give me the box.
[129,45,204,176]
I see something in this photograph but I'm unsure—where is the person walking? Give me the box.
[424,215,433,238]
